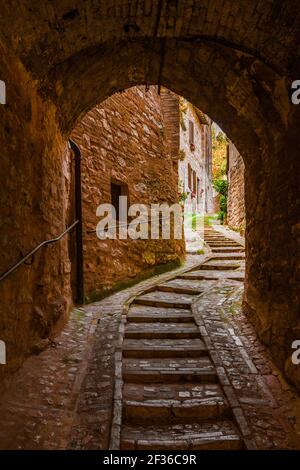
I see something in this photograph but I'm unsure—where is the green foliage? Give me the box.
[219,195,227,213]
[213,179,228,197]
[212,126,229,224]
[213,179,228,224]
[204,214,217,226]
[217,211,225,223]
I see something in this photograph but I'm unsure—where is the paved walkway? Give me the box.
[0,227,300,449]
[0,252,205,450]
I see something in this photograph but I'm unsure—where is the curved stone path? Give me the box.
[0,227,300,450]
[115,228,249,450]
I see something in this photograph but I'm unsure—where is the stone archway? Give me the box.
[0,1,300,387]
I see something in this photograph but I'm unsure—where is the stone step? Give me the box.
[206,237,239,241]
[206,252,245,266]
[156,282,203,295]
[206,241,230,245]
[121,421,243,450]
[178,271,223,280]
[178,270,244,281]
[207,240,241,244]
[205,258,243,264]
[128,313,193,324]
[205,237,229,241]
[123,383,229,424]
[228,274,244,282]
[212,247,244,253]
[123,338,207,358]
[133,291,197,309]
[125,322,200,339]
[127,306,194,323]
[207,244,241,249]
[123,357,217,383]
[210,255,245,260]
[199,263,240,271]
[204,237,231,243]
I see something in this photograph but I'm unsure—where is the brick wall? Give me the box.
[71,86,185,301]
[160,88,180,162]
[227,142,245,232]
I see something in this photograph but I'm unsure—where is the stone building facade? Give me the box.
[178,98,213,214]
[227,142,246,233]
[160,89,213,216]
[71,86,185,301]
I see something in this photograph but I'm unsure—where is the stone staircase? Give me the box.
[119,228,246,450]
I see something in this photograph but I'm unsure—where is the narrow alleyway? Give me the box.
[2,6,300,455]
[119,228,246,450]
[0,227,300,450]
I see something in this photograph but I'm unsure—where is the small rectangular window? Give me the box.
[193,171,197,193]
[188,163,192,189]
[111,180,128,221]
[189,120,194,145]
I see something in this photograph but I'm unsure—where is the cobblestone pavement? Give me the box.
[0,228,300,449]
[0,253,205,450]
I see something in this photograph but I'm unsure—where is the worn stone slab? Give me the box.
[179,270,244,280]
[210,254,245,260]
[199,262,241,271]
[211,247,244,253]
[125,322,200,339]
[157,279,203,295]
[121,421,242,450]
[123,383,229,423]
[127,305,193,323]
[134,291,198,308]
[123,357,217,383]
[123,338,207,358]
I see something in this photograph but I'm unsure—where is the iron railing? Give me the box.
[0,139,84,304]
[0,220,79,283]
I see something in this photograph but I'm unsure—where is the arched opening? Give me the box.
[1,2,300,450]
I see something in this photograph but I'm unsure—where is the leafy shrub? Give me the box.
[213,179,228,224]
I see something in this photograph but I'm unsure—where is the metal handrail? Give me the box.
[0,220,79,283]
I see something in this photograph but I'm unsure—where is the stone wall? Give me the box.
[71,86,185,301]
[227,142,245,232]
[159,90,213,215]
[0,44,73,386]
[159,88,180,162]
[178,99,208,213]
[204,122,214,214]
